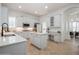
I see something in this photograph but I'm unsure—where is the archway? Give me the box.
[64,7,79,40]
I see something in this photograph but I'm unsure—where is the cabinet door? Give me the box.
[0,4,1,17]
[54,14,61,27]
[1,6,8,24]
[31,34,41,48]
[54,34,61,42]
[37,24,42,33]
[34,37,41,48]
[1,7,8,18]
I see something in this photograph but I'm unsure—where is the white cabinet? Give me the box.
[31,33,48,49]
[54,33,61,42]
[50,14,61,27]
[0,4,1,17]
[54,14,61,27]
[32,35,41,48]
[1,6,8,24]
[1,7,8,18]
[0,41,27,55]
[37,24,42,33]
[0,4,1,26]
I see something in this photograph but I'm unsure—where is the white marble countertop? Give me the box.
[29,32,48,35]
[0,33,27,47]
[48,32,61,35]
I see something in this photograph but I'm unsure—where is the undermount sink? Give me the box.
[3,32,16,37]
[3,34,16,37]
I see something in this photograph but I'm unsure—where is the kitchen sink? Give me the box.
[3,34,16,37]
[2,32,16,37]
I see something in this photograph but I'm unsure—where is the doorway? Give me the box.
[65,7,79,40]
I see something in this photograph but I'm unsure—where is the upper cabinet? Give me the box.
[1,6,8,23]
[0,4,1,17]
[50,14,61,27]
[0,5,8,26]
[1,6,8,18]
[0,4,1,26]
[54,14,61,27]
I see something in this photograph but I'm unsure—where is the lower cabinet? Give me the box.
[54,34,61,42]
[31,33,48,49]
[49,33,61,42]
[0,42,27,55]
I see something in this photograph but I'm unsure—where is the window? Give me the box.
[76,22,79,32]
[8,17,16,28]
[72,22,77,31]
[71,22,79,32]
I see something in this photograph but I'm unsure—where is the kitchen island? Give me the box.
[0,33,27,55]
[15,31,48,49]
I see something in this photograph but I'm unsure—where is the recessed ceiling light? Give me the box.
[45,5,48,9]
[35,11,38,14]
[18,6,22,8]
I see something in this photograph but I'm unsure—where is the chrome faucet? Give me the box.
[1,23,9,36]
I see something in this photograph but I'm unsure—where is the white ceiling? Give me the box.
[3,3,71,16]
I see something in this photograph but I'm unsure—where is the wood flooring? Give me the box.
[27,39,79,55]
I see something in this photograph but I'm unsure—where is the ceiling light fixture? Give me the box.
[45,5,48,9]
[18,6,22,8]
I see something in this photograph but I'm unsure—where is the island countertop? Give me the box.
[0,33,27,47]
